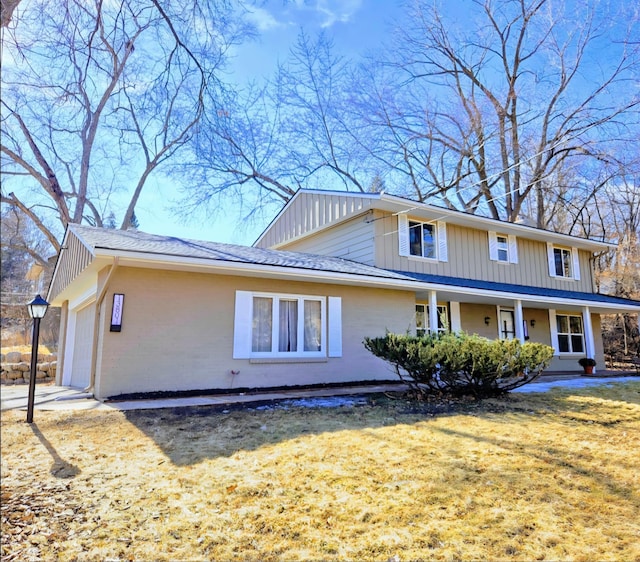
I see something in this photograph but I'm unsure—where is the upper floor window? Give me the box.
[553,248,572,277]
[409,221,435,258]
[398,215,448,262]
[547,243,580,280]
[497,236,509,262]
[488,231,518,264]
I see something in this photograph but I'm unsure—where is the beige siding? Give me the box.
[257,192,377,249]
[276,216,376,265]
[375,213,594,292]
[94,267,415,399]
[49,230,94,301]
[461,304,604,372]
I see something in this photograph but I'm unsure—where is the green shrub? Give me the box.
[363,332,554,398]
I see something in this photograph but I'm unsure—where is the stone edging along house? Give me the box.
[47,189,640,400]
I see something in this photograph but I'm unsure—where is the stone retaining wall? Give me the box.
[0,351,58,385]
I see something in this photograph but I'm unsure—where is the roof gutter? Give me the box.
[92,249,640,312]
[85,257,119,394]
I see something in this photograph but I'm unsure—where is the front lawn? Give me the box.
[2,382,639,561]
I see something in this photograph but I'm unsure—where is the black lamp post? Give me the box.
[26,294,49,424]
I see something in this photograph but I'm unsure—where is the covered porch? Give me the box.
[401,272,640,374]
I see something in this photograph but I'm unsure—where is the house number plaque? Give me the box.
[110,293,124,332]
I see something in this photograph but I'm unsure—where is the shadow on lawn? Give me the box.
[121,381,640,470]
[30,422,81,479]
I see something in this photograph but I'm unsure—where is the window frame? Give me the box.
[553,247,573,278]
[415,303,449,336]
[409,220,437,260]
[555,313,585,354]
[496,235,509,262]
[251,292,326,358]
[488,231,518,264]
[398,214,448,262]
[547,243,581,280]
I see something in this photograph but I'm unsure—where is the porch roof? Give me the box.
[391,270,640,313]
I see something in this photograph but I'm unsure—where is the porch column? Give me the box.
[514,299,525,343]
[582,306,596,373]
[449,301,461,332]
[428,290,439,334]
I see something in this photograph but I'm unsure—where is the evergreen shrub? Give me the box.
[364,332,554,398]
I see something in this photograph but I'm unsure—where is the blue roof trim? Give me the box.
[390,270,640,307]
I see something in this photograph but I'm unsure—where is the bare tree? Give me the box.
[179,31,373,222]
[357,0,640,223]
[1,0,249,262]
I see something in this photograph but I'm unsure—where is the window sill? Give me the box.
[550,276,577,281]
[249,357,329,364]
[408,255,438,262]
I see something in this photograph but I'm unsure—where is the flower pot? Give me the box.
[583,366,594,375]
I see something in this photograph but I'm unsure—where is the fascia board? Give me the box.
[378,193,615,251]
[93,248,640,313]
[418,281,640,313]
[94,248,422,289]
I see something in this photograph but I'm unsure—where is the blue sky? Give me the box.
[135,0,404,246]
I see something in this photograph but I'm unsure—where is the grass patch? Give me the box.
[2,382,639,561]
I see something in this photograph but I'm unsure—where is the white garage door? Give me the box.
[69,303,95,388]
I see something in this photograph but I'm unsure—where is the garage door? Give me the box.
[69,302,95,388]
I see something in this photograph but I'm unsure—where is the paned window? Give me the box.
[398,215,447,262]
[409,221,436,259]
[547,243,580,280]
[415,304,449,336]
[488,231,518,264]
[250,294,324,356]
[554,248,572,278]
[496,235,509,262]
[556,314,584,353]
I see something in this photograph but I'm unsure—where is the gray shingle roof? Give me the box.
[70,224,413,281]
[68,225,639,309]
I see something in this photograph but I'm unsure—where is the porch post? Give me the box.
[514,299,525,343]
[449,301,461,332]
[428,290,439,334]
[582,306,596,373]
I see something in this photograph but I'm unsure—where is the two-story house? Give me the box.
[47,189,640,400]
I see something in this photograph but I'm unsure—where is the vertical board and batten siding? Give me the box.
[375,214,594,292]
[48,230,94,301]
[276,216,376,265]
[256,192,377,249]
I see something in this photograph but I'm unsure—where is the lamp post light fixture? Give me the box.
[26,294,49,424]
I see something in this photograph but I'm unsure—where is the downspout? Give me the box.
[84,257,119,394]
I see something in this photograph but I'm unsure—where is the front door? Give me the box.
[499,309,515,340]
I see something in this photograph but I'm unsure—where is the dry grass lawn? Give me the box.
[2,382,640,561]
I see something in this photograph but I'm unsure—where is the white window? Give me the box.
[398,215,448,262]
[547,243,580,280]
[555,314,585,353]
[497,236,509,262]
[234,292,341,359]
[488,231,518,263]
[415,303,449,336]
